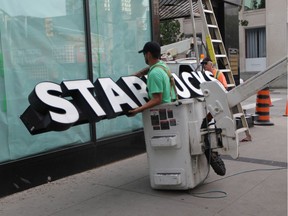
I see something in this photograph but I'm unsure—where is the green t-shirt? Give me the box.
[147,61,177,103]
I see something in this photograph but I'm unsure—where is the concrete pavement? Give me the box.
[0,89,287,216]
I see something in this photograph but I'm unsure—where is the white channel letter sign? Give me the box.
[20,71,217,135]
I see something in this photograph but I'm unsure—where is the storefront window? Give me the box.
[0,0,153,163]
[0,0,90,163]
[244,0,265,11]
[89,0,151,139]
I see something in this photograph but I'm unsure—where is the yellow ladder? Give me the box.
[198,0,251,140]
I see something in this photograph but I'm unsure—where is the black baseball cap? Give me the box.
[138,41,161,57]
[201,57,212,65]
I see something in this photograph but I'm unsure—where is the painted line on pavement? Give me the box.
[242,98,282,110]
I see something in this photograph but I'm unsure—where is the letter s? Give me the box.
[29,82,79,124]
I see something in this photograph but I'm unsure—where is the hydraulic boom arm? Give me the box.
[200,57,287,159]
[227,57,287,108]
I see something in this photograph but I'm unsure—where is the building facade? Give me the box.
[239,0,288,87]
[177,0,287,87]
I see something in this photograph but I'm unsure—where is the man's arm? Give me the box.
[128,93,162,116]
[133,67,149,77]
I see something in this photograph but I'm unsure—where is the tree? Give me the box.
[160,19,181,45]
[258,0,265,9]
[251,0,258,10]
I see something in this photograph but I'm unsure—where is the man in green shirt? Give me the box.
[129,41,177,115]
[130,42,225,176]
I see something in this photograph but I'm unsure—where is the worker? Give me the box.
[166,52,173,61]
[201,57,227,176]
[201,57,228,89]
[129,41,177,116]
[186,43,195,58]
[202,59,251,143]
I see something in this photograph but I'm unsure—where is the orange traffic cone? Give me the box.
[283,100,288,117]
[268,94,273,107]
[254,87,274,126]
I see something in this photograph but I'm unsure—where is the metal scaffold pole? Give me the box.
[189,0,200,65]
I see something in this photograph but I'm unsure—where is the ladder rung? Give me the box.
[204,9,213,14]
[236,127,248,134]
[200,130,208,135]
[227,83,236,88]
[215,54,227,58]
[233,113,244,118]
[219,69,231,73]
[207,24,218,28]
[211,39,222,43]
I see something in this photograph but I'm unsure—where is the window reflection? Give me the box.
[244,0,265,11]
[0,0,153,162]
[89,0,151,139]
[0,0,90,163]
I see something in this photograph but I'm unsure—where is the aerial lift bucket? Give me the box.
[142,57,287,190]
[142,98,209,190]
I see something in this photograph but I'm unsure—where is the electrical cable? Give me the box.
[185,95,286,199]
[204,167,287,185]
[188,114,225,198]
[187,166,286,199]
[190,99,213,189]
[188,99,286,199]
[188,190,227,199]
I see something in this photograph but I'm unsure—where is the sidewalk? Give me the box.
[0,89,287,216]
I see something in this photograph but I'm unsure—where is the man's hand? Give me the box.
[127,93,162,117]
[128,107,141,116]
